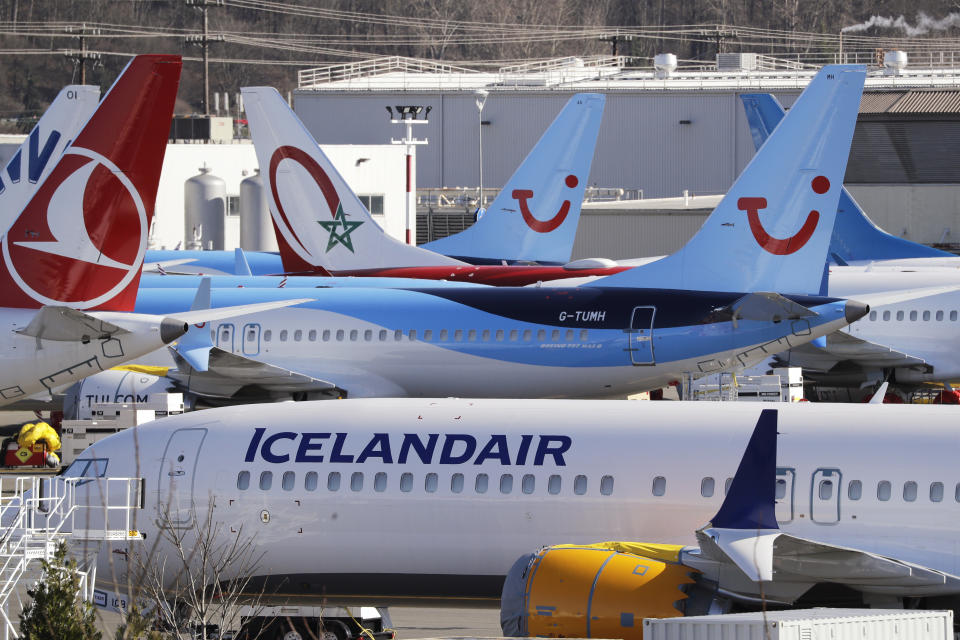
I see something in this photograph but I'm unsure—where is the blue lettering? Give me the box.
[6,150,21,184]
[474,435,511,465]
[439,434,476,464]
[295,433,331,463]
[261,431,297,463]
[330,432,354,463]
[515,435,533,466]
[28,128,60,184]
[244,427,266,462]
[398,433,438,464]
[534,436,571,466]
[357,433,393,463]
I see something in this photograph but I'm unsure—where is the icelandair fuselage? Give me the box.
[77,399,960,605]
[134,286,862,397]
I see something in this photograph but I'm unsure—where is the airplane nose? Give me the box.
[844,300,870,324]
[160,318,189,344]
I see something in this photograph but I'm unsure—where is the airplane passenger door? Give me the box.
[157,427,208,528]
[775,467,795,524]
[810,468,841,524]
[626,306,656,365]
[216,323,235,353]
[242,323,261,356]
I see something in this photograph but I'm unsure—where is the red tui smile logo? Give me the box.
[511,174,579,233]
[737,176,829,256]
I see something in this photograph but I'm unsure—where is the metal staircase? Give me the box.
[0,475,143,639]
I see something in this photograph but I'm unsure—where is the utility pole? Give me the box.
[64,24,101,84]
[599,31,633,57]
[186,0,225,115]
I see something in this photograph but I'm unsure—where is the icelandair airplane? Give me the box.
[0,57,308,407]
[73,399,960,637]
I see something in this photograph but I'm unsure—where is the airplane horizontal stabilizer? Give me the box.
[16,306,129,341]
[721,292,817,324]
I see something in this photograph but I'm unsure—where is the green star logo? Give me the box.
[317,203,364,253]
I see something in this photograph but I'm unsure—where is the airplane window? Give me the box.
[374,472,387,492]
[600,475,614,496]
[537,330,546,341]
[425,473,438,493]
[264,330,272,341]
[400,473,413,492]
[548,475,561,495]
[930,482,944,502]
[327,472,341,491]
[336,329,345,341]
[468,330,477,341]
[923,311,931,321]
[451,473,464,493]
[379,329,388,341]
[279,330,288,342]
[237,471,250,490]
[365,330,373,341]
[952,311,958,322]
[440,329,449,341]
[702,477,716,498]
[551,330,560,342]
[247,329,256,341]
[454,330,463,341]
[896,311,904,321]
[848,480,862,500]
[408,330,417,341]
[955,483,960,502]
[903,481,917,502]
[305,472,318,491]
[724,477,733,495]
[882,311,890,321]
[877,480,891,501]
[566,330,574,342]
[424,330,433,341]
[652,476,666,497]
[350,330,359,341]
[509,330,519,341]
[909,311,917,321]
[818,479,833,500]
[936,310,944,321]
[322,330,330,341]
[495,330,505,341]
[475,474,488,493]
[522,474,535,494]
[393,329,402,341]
[282,471,295,491]
[350,472,363,491]
[221,329,230,342]
[63,458,110,486]
[574,475,588,495]
[774,478,786,499]
[868,311,877,321]
[580,330,589,342]
[259,471,272,491]
[294,330,303,342]
[523,330,532,341]
[308,330,317,341]
[500,474,513,494]
[482,330,491,341]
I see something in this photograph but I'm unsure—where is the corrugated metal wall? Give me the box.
[571,210,711,260]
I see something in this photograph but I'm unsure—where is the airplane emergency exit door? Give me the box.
[627,306,656,365]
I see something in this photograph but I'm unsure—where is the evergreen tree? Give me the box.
[19,541,102,640]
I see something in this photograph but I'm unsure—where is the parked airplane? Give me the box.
[74,399,960,635]
[0,56,309,407]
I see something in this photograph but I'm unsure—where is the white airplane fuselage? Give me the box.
[79,399,960,605]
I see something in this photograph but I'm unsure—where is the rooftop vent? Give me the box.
[884,50,908,75]
[716,53,758,72]
[654,53,677,78]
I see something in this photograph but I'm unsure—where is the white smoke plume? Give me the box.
[842,12,960,36]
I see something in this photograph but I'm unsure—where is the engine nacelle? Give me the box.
[63,367,179,419]
[501,544,696,640]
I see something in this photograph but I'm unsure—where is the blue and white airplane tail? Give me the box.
[242,87,463,273]
[422,94,606,265]
[591,65,866,295]
[0,84,100,235]
[741,92,953,264]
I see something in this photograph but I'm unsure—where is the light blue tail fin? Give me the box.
[591,65,865,294]
[741,93,953,263]
[422,94,605,265]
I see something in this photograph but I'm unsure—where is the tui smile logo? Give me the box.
[511,174,579,233]
[318,203,364,253]
[736,176,829,256]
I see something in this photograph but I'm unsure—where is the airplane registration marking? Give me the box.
[558,311,606,322]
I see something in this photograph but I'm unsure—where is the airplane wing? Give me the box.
[778,330,928,371]
[16,306,130,341]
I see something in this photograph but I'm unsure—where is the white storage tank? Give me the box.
[239,169,278,252]
[184,165,227,250]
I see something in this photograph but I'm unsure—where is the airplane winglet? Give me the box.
[710,408,779,530]
[234,248,253,276]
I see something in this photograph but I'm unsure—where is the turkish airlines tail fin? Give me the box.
[590,65,865,294]
[422,93,605,264]
[0,55,181,311]
[741,92,954,264]
[0,84,100,235]
[242,87,463,273]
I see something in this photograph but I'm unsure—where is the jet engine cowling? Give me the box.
[501,543,697,640]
